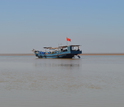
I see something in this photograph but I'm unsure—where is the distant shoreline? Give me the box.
[0,53,124,56]
[0,54,34,56]
[81,53,124,55]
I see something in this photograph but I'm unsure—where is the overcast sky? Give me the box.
[0,0,124,53]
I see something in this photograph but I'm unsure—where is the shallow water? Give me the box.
[0,55,124,107]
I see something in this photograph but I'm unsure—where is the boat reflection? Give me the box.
[34,63,80,67]
[34,58,81,68]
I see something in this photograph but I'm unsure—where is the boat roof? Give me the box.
[44,47,58,49]
[44,45,81,50]
[59,45,81,48]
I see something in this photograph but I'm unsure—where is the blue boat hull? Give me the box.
[35,51,82,58]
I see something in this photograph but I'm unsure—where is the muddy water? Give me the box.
[0,55,124,107]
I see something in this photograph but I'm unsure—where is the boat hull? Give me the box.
[35,51,82,58]
[37,54,74,58]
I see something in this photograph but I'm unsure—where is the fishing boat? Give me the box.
[32,45,82,58]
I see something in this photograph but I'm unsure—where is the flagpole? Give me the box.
[66,37,68,46]
[66,37,71,46]
[67,41,68,46]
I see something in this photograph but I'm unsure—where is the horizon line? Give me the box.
[0,53,124,56]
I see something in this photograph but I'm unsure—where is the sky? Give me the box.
[0,0,124,53]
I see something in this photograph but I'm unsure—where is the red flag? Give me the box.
[66,38,71,42]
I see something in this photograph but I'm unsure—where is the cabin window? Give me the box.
[61,47,68,52]
[71,46,80,51]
